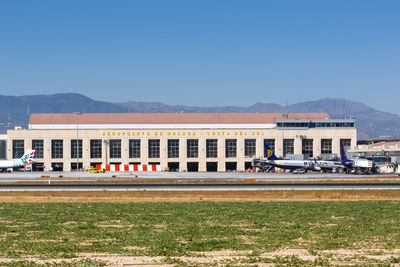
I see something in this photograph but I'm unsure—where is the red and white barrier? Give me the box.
[97,164,161,172]
[275,168,291,173]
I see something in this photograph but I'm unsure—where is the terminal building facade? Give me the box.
[6,113,357,172]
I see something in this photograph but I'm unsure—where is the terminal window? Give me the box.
[32,140,44,159]
[148,139,160,158]
[109,139,121,158]
[129,139,141,158]
[264,139,275,157]
[51,162,63,171]
[90,139,102,158]
[245,139,256,157]
[12,140,24,159]
[71,139,82,159]
[0,140,6,159]
[51,140,63,159]
[168,139,179,158]
[283,139,294,158]
[187,139,198,158]
[340,139,351,150]
[206,139,218,158]
[302,139,313,158]
[71,162,83,171]
[225,139,237,158]
[321,139,332,154]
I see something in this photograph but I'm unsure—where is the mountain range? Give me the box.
[0,93,399,140]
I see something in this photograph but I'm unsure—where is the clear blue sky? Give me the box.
[0,0,399,114]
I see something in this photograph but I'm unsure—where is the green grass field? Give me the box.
[1,201,400,266]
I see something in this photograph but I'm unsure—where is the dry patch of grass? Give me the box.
[0,190,399,203]
[0,201,400,266]
[3,176,400,186]
[0,249,399,266]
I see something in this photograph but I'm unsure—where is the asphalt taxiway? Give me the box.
[0,171,399,182]
[1,182,400,191]
[0,171,399,191]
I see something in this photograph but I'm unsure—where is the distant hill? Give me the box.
[1,93,399,140]
[119,98,400,139]
[0,93,129,132]
[285,98,400,140]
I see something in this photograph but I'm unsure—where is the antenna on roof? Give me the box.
[343,100,346,119]
[7,114,11,129]
[286,99,289,119]
[305,103,309,119]
[334,100,337,119]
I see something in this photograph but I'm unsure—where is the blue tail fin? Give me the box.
[264,143,279,160]
[340,143,349,164]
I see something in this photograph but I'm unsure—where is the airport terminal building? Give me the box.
[6,113,356,172]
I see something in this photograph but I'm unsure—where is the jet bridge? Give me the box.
[251,158,274,172]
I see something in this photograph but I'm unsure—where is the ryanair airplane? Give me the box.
[264,144,341,172]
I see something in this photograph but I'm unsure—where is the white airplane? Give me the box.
[340,144,376,174]
[0,150,35,170]
[264,144,341,172]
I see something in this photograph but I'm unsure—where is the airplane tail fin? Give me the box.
[20,150,35,165]
[264,143,279,160]
[340,143,349,164]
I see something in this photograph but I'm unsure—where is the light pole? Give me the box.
[74,112,82,171]
[103,139,109,166]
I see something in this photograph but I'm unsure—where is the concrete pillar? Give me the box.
[159,137,167,168]
[179,138,187,172]
[294,138,302,155]
[121,138,129,165]
[332,138,340,156]
[237,137,245,171]
[82,138,90,168]
[141,138,147,165]
[64,138,71,171]
[256,138,264,158]
[314,138,321,159]
[102,138,109,166]
[218,138,225,172]
[198,138,206,171]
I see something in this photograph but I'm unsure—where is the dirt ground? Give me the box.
[2,190,400,266]
[1,248,400,266]
[0,190,399,202]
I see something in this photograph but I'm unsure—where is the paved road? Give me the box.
[0,171,399,183]
[1,182,400,191]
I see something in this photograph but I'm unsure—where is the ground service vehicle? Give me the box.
[88,166,106,173]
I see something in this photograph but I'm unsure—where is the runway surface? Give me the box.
[0,171,399,191]
[1,182,400,191]
[0,171,399,182]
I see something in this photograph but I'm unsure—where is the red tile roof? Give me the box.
[29,113,331,125]
[371,141,400,147]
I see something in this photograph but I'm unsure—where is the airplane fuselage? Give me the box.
[0,150,35,170]
[266,160,314,170]
[266,159,341,171]
[316,160,342,169]
[0,159,25,169]
[262,143,341,172]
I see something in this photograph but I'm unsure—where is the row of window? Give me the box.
[276,122,355,128]
[0,140,6,159]
[32,161,265,172]
[12,139,352,159]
